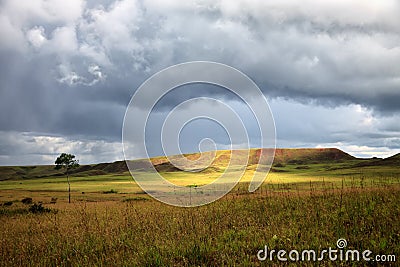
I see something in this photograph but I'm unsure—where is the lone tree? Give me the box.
[55,153,79,203]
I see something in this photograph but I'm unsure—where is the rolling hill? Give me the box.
[0,148,397,181]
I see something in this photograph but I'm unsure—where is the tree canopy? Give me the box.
[55,153,79,172]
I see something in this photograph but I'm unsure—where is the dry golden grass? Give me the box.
[1,182,399,266]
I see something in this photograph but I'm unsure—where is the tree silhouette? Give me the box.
[55,153,79,203]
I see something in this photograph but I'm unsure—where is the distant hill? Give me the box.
[353,153,400,167]
[0,148,397,181]
[382,153,400,165]
[183,148,355,166]
[266,148,354,165]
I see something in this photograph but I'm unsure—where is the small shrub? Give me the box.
[50,197,57,204]
[29,203,51,213]
[288,159,304,165]
[0,208,28,216]
[123,197,149,202]
[103,189,118,194]
[3,201,13,207]
[270,168,287,173]
[21,197,33,204]
[295,165,310,170]
[274,163,286,167]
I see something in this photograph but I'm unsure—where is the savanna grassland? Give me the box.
[0,148,399,266]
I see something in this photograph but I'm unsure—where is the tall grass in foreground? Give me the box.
[0,183,399,266]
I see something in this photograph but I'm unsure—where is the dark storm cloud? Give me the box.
[0,51,127,138]
[0,0,400,164]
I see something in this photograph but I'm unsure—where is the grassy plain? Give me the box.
[0,149,399,266]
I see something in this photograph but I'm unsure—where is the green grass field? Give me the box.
[0,149,399,266]
[1,157,399,203]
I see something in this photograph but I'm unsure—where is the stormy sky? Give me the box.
[1,0,400,165]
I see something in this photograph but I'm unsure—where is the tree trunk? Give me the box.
[67,169,71,203]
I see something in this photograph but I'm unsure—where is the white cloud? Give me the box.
[0,14,26,50]
[88,64,105,82]
[79,43,111,66]
[2,0,398,98]
[214,0,400,30]
[57,63,105,86]
[49,26,78,53]
[316,143,400,159]
[26,26,47,48]
[81,0,142,52]
[0,131,125,165]
[1,0,84,27]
